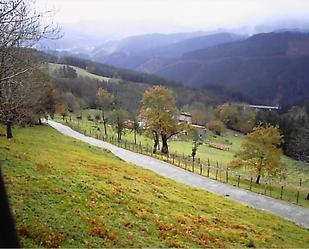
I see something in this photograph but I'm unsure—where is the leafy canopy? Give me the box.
[140,85,180,137]
[230,124,284,180]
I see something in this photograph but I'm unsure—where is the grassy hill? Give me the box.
[60,110,309,189]
[47,63,111,82]
[1,125,308,247]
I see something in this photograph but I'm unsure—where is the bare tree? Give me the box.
[0,0,60,138]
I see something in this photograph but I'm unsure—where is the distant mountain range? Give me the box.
[42,30,309,108]
[141,32,309,107]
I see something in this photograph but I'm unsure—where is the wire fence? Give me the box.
[64,118,309,208]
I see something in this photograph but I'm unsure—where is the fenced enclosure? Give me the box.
[62,117,309,208]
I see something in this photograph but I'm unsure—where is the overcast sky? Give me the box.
[37,0,309,38]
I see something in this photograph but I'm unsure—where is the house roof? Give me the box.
[180,112,192,117]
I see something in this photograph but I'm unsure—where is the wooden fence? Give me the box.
[64,119,309,208]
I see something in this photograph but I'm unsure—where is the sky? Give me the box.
[36,0,309,38]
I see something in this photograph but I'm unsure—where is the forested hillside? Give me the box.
[140,32,309,108]
[43,58,213,115]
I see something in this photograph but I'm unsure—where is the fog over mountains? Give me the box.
[40,19,309,108]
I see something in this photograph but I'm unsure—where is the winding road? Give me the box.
[48,120,309,229]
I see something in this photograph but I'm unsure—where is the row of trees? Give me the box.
[74,85,287,185]
[0,0,59,138]
[78,86,186,154]
[255,107,309,162]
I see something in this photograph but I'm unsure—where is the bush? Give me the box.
[207,120,226,135]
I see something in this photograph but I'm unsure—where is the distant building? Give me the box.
[236,103,280,111]
[247,105,280,111]
[191,124,207,139]
[178,112,192,124]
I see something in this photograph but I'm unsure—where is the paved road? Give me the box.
[48,120,309,229]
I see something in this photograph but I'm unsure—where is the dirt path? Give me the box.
[48,120,309,229]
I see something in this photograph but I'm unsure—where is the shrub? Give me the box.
[207,120,226,135]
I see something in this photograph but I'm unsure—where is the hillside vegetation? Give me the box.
[47,63,111,82]
[140,32,309,107]
[45,60,214,114]
[1,125,308,247]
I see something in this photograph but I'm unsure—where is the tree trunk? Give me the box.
[256,175,261,184]
[38,118,42,125]
[256,158,263,184]
[102,111,107,137]
[134,130,137,145]
[6,122,13,139]
[161,134,169,154]
[117,117,122,143]
[118,129,121,142]
[152,131,159,154]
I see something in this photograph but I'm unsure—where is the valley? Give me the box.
[1,1,309,247]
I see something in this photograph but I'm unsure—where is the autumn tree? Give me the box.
[140,86,187,154]
[55,103,68,121]
[217,102,255,134]
[109,109,130,142]
[187,101,208,125]
[126,116,142,145]
[0,0,59,138]
[207,120,226,136]
[96,88,113,137]
[230,124,284,184]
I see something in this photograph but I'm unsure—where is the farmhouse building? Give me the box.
[178,112,192,124]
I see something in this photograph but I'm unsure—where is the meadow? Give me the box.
[1,124,309,247]
[61,110,309,187]
[56,110,309,207]
[46,63,111,82]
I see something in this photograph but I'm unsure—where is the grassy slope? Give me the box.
[47,63,111,81]
[64,110,309,188]
[1,125,308,247]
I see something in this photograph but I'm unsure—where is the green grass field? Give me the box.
[1,125,309,247]
[46,63,111,82]
[61,110,309,189]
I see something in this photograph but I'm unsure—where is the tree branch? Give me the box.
[0,67,29,82]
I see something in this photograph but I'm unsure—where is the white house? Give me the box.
[178,112,192,124]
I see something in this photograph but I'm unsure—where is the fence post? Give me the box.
[296,191,300,204]
[185,157,187,170]
[207,159,210,177]
[237,175,240,187]
[172,154,175,164]
[280,186,283,200]
[200,163,202,175]
[250,177,253,191]
[226,167,229,183]
[192,158,194,172]
[300,178,302,187]
[215,161,219,180]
